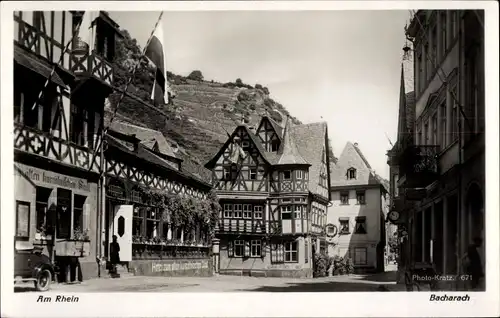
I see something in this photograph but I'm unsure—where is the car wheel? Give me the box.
[35,269,52,292]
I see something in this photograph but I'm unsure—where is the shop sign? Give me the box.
[151,261,209,273]
[14,163,91,192]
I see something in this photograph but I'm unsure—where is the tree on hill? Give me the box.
[235,78,243,87]
[188,70,204,81]
[255,83,263,89]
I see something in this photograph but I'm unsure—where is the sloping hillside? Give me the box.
[106,27,344,184]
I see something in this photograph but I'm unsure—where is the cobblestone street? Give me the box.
[15,265,403,293]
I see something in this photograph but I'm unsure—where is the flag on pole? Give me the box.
[144,16,169,105]
[79,11,99,51]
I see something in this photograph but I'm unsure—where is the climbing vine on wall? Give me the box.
[140,188,221,237]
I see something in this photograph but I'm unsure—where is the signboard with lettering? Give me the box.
[14,163,91,193]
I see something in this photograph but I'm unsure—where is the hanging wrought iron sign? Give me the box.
[325,223,338,244]
[388,210,400,223]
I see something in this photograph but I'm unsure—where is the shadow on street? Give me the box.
[238,281,387,292]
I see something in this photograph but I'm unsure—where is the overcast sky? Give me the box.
[109,10,410,179]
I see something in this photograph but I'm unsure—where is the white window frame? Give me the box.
[234,240,245,257]
[281,205,292,220]
[250,240,262,257]
[253,205,263,219]
[233,204,242,218]
[223,204,232,218]
[243,204,252,219]
[293,205,302,219]
[296,170,303,180]
[284,241,298,262]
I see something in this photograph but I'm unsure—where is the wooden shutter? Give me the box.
[261,240,266,257]
[244,240,250,257]
[228,240,234,257]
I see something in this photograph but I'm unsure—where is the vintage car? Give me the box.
[14,241,55,291]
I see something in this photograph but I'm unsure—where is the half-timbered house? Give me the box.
[103,120,214,277]
[13,11,121,279]
[205,116,331,278]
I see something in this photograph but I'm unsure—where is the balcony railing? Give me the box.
[397,145,440,189]
[70,47,114,86]
[13,122,102,173]
[14,16,114,86]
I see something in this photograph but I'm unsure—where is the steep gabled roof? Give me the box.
[330,142,380,187]
[276,117,310,166]
[204,125,272,169]
[106,119,179,160]
[290,121,328,195]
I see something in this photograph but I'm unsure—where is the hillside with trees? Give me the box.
[106,28,337,182]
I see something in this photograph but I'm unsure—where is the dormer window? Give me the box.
[347,168,357,180]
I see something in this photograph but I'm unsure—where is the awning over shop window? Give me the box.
[339,217,349,221]
[14,46,67,88]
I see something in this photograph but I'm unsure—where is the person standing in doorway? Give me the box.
[109,235,121,275]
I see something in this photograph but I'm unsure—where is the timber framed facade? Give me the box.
[13,10,121,279]
[205,116,331,278]
[102,121,214,277]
